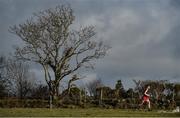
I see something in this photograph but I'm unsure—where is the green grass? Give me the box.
[0,108,179,117]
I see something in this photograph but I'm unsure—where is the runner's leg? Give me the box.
[147,100,150,109]
[139,100,144,107]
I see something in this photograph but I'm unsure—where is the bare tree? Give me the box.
[86,78,103,97]
[6,59,35,99]
[0,56,7,82]
[0,56,8,98]
[31,83,49,99]
[115,80,125,98]
[133,80,143,99]
[9,5,109,102]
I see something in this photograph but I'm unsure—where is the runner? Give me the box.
[139,85,151,110]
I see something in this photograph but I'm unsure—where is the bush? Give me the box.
[0,99,49,108]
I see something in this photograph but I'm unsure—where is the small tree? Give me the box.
[0,56,6,80]
[0,56,8,98]
[6,59,35,99]
[10,5,109,105]
[126,88,134,98]
[115,80,125,98]
[174,84,180,100]
[0,78,7,98]
[67,74,80,95]
[86,78,103,97]
[31,83,49,99]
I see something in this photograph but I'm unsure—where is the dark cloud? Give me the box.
[0,0,180,89]
[166,25,180,59]
[170,0,180,9]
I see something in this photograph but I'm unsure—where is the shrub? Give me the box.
[0,99,49,108]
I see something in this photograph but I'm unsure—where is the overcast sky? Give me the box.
[1,0,180,89]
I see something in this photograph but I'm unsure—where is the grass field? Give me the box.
[0,108,180,117]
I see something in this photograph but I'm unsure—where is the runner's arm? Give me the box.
[144,89,150,97]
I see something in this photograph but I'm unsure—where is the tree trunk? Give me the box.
[50,95,53,109]
[67,80,72,95]
[84,88,86,106]
[79,89,82,105]
[99,88,103,105]
[48,80,59,108]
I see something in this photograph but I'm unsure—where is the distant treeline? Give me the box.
[0,55,179,109]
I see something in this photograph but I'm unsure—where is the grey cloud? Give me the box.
[1,0,180,89]
[170,0,180,9]
[86,0,180,86]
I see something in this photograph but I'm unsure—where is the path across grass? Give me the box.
[0,108,179,117]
